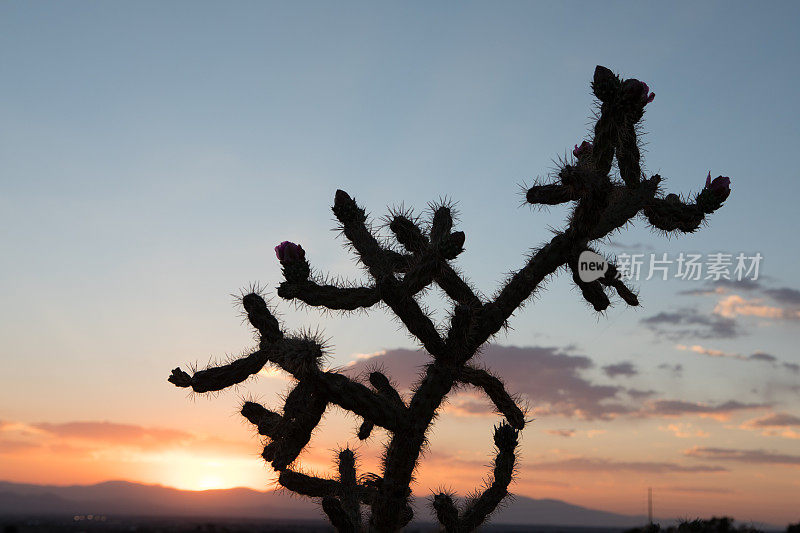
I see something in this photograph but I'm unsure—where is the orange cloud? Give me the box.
[675,344,742,359]
[659,423,710,439]
[738,413,800,439]
[32,421,192,449]
[714,294,800,320]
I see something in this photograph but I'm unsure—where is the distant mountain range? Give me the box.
[0,479,657,528]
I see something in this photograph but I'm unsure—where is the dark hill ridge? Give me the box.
[0,480,653,528]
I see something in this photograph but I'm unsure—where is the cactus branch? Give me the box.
[390,213,481,307]
[458,366,525,430]
[337,449,361,528]
[314,372,406,433]
[322,496,356,533]
[525,183,577,206]
[458,423,519,531]
[432,492,460,532]
[169,349,269,393]
[278,469,340,498]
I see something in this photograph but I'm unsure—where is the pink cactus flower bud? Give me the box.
[573,141,593,158]
[275,241,305,263]
[704,172,731,202]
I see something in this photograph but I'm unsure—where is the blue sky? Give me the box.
[2,1,800,523]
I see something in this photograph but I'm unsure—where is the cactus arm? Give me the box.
[334,190,447,357]
[357,419,374,440]
[332,189,391,275]
[326,497,360,532]
[314,371,406,433]
[615,117,643,188]
[322,496,356,533]
[643,181,728,234]
[525,183,578,206]
[242,291,283,341]
[390,212,482,307]
[643,196,704,232]
[398,233,465,296]
[237,364,406,435]
[458,423,520,531]
[477,232,573,345]
[167,349,269,393]
[432,492,460,532]
[437,265,484,307]
[278,469,341,498]
[279,468,379,506]
[241,401,282,437]
[595,257,640,306]
[262,386,328,470]
[458,366,525,430]
[586,178,658,240]
[567,252,612,312]
[355,372,405,441]
[337,449,361,529]
[368,371,406,410]
[278,280,381,310]
[376,272,447,357]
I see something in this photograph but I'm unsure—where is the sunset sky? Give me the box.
[2,0,800,527]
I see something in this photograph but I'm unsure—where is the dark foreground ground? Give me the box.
[0,515,636,533]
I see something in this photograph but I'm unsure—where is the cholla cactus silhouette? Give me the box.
[168,66,730,532]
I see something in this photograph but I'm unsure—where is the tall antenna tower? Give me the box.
[648,487,654,525]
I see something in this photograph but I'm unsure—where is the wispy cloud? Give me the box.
[642,308,740,339]
[544,429,576,438]
[626,388,657,400]
[762,287,800,305]
[602,361,637,378]
[749,352,778,363]
[674,344,796,373]
[675,344,741,359]
[782,362,800,373]
[0,439,40,454]
[606,241,655,252]
[738,413,800,439]
[531,457,727,473]
[677,279,763,297]
[32,421,193,449]
[685,446,800,466]
[659,485,735,494]
[642,400,769,421]
[658,363,684,377]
